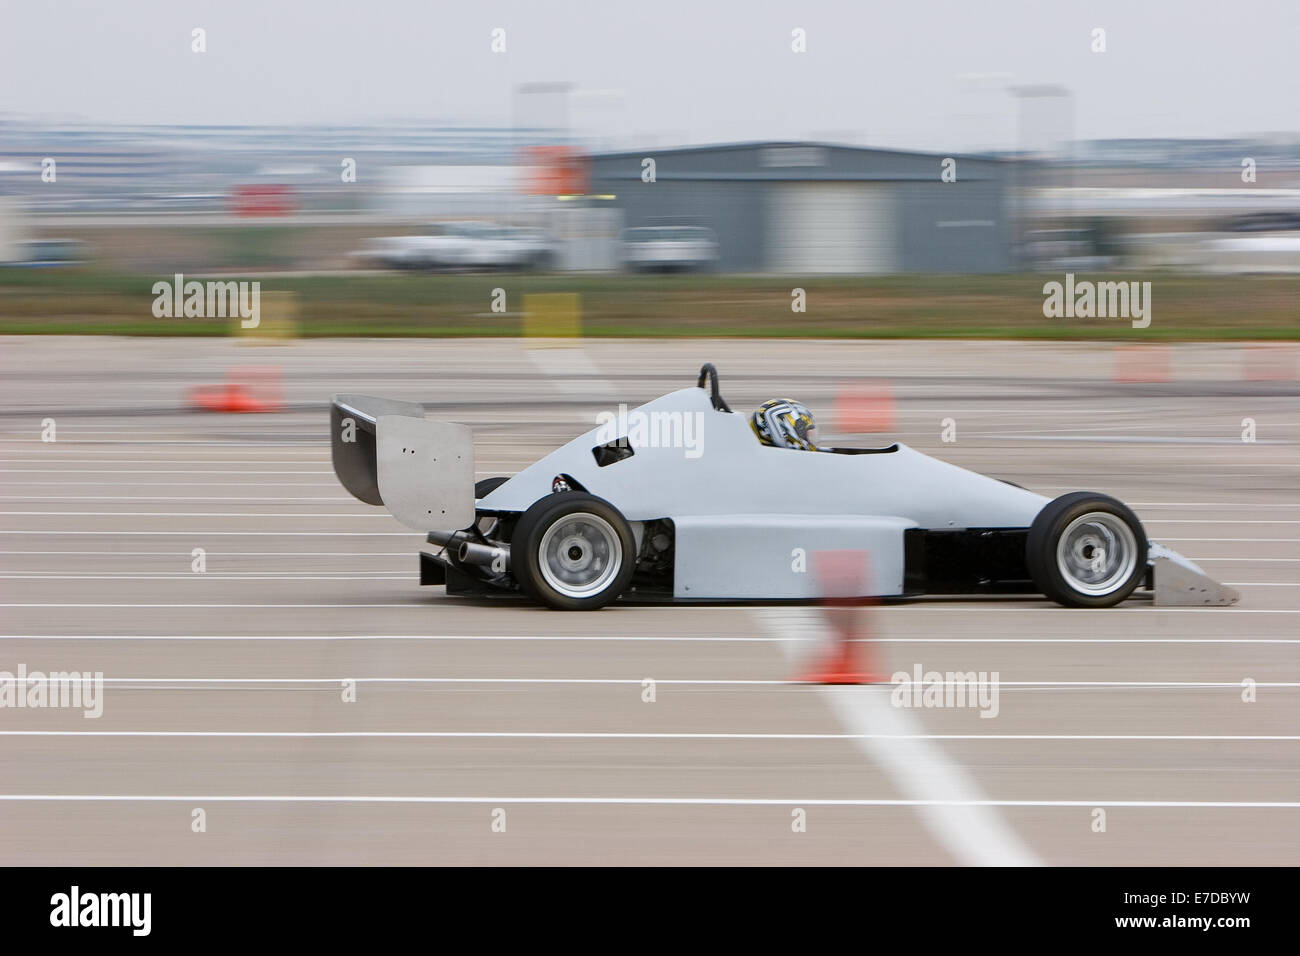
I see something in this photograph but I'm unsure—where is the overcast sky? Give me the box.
[2,0,1296,152]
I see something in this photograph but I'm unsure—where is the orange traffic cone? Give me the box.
[835,383,896,434]
[1114,344,1171,383]
[798,550,886,685]
[189,367,283,413]
[1243,344,1297,382]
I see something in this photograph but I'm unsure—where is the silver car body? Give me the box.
[331,381,1236,605]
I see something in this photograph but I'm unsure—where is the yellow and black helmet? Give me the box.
[751,399,820,451]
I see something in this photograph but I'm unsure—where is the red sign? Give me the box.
[229,184,296,217]
[522,147,590,196]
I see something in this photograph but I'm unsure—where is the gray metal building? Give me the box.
[589,141,1012,273]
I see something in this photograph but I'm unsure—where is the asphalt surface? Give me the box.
[1,335,1297,865]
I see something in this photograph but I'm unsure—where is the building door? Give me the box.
[765,182,899,274]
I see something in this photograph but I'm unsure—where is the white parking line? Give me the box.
[0,496,352,502]
[2,634,1296,644]
[0,602,431,607]
[0,481,342,487]
[698,605,1300,614]
[1198,557,1300,562]
[986,434,1292,445]
[4,601,1300,612]
[0,532,416,536]
[0,476,503,484]
[0,460,330,465]
[1131,503,1300,507]
[3,731,1296,741]
[0,633,783,642]
[0,676,784,686]
[1223,582,1300,586]
[1147,520,1300,524]
[0,440,328,445]
[26,504,1300,517]
[14,574,1288,586]
[0,469,331,475]
[3,677,1295,688]
[0,573,406,579]
[25,572,1294,587]
[1159,537,1300,542]
[1,795,1295,808]
[0,551,411,556]
[526,349,615,396]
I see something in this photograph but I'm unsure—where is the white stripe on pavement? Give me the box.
[2,634,1297,644]
[758,607,1041,867]
[4,731,1296,741]
[2,795,1290,808]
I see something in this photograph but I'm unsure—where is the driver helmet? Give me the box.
[751,399,820,451]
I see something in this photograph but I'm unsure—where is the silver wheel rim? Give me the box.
[537,512,622,599]
[1055,511,1138,597]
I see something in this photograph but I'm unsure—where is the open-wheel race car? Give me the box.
[329,364,1239,611]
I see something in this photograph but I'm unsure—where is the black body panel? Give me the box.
[419,551,446,586]
[330,401,381,505]
[904,528,1036,595]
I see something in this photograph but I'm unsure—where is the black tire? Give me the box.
[474,476,510,499]
[1027,492,1148,608]
[511,492,636,610]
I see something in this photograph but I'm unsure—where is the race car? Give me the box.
[329,364,1239,611]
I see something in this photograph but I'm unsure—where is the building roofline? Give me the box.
[590,139,1008,163]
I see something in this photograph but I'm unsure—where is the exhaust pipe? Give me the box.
[427,529,510,571]
[458,538,510,570]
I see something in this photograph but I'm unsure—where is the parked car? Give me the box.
[1219,212,1300,233]
[424,222,555,270]
[351,236,428,270]
[621,226,718,272]
[353,223,555,271]
[8,238,90,267]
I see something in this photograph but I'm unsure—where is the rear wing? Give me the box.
[329,394,475,532]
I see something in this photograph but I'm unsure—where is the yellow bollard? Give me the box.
[235,290,299,343]
[521,292,581,343]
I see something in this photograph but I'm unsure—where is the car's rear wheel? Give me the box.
[512,492,635,610]
[1027,492,1147,608]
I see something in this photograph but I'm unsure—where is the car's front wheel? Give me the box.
[1027,492,1148,608]
[512,492,635,610]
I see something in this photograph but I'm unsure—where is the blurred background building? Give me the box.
[590,142,1011,273]
[1,113,1298,275]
